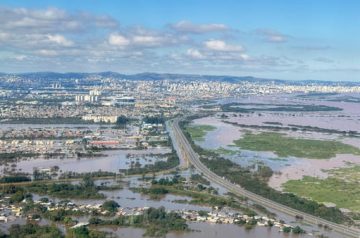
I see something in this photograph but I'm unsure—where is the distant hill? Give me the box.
[11,71,276,83]
[0,72,359,87]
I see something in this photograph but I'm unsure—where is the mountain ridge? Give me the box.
[0,72,358,86]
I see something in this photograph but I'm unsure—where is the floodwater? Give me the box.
[0,123,171,175]
[225,111,360,133]
[0,215,344,238]
[192,117,243,148]
[101,222,349,238]
[1,147,170,174]
[191,94,360,191]
[8,176,346,238]
[102,224,303,238]
[268,154,360,189]
[31,178,213,213]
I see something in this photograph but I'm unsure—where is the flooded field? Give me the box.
[103,223,314,238]
[0,158,345,238]
[1,147,170,174]
[190,94,360,193]
[32,186,210,213]
[96,177,343,238]
[0,122,173,176]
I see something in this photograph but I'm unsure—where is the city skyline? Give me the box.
[0,0,359,81]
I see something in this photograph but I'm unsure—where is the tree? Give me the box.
[248,218,257,225]
[116,115,129,128]
[0,230,6,238]
[292,226,306,234]
[40,197,49,203]
[102,200,120,213]
[257,166,273,179]
[282,226,292,233]
[143,116,165,124]
[81,175,94,188]
[88,217,102,225]
[66,226,89,238]
[198,210,208,217]
[10,190,25,203]
[33,168,41,181]
[9,223,63,238]
[63,217,73,225]
[0,175,31,183]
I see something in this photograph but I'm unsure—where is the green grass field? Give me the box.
[328,165,360,183]
[185,124,216,141]
[212,147,237,155]
[233,132,360,159]
[283,166,360,212]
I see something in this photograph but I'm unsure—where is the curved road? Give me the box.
[170,118,360,238]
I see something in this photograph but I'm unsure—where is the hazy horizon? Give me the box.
[1,70,359,83]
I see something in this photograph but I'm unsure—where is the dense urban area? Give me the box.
[0,72,360,238]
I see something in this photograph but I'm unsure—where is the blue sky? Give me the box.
[0,0,359,81]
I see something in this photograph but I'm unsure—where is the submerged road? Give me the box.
[170,118,360,238]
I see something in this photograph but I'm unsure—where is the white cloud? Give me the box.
[0,6,310,77]
[14,55,27,61]
[30,7,67,20]
[204,40,243,51]
[108,30,182,48]
[37,49,58,56]
[171,21,228,33]
[185,43,249,62]
[269,35,286,42]
[240,54,250,60]
[47,34,73,46]
[257,29,288,43]
[132,35,164,46]
[0,32,10,41]
[186,48,205,59]
[0,7,118,33]
[108,33,130,47]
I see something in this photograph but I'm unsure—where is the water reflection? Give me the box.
[1,147,170,174]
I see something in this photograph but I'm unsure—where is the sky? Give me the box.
[0,0,359,81]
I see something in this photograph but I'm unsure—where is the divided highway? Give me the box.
[170,118,360,238]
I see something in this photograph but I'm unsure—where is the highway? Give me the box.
[170,118,360,238]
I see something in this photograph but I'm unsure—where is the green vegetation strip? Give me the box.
[185,124,216,141]
[283,166,360,212]
[179,119,351,224]
[233,132,360,159]
[3,223,107,238]
[211,147,237,155]
[6,176,115,201]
